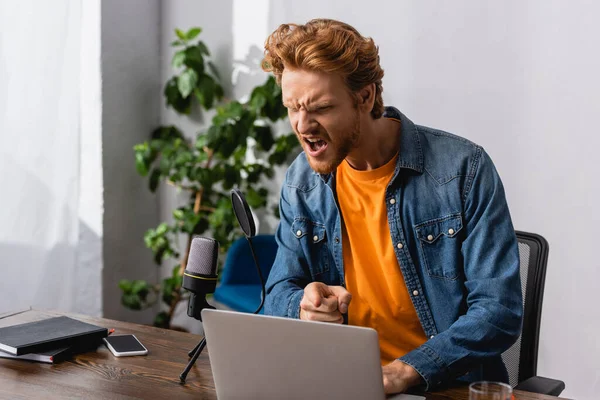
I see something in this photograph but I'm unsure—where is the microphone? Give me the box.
[182,237,219,321]
[180,192,265,384]
[179,237,219,383]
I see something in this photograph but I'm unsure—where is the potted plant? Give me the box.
[118,27,298,329]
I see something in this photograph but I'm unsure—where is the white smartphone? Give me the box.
[103,334,148,357]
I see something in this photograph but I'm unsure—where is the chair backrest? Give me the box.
[501,231,549,387]
[219,234,278,285]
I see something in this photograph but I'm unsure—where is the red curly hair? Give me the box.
[262,19,385,119]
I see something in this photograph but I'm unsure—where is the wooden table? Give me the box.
[0,310,570,400]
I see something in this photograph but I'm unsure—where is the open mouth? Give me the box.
[304,137,328,156]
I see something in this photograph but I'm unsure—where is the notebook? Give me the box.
[0,316,108,356]
[0,346,71,364]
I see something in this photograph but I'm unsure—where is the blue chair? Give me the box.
[214,234,278,313]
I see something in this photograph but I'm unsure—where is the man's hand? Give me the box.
[299,282,352,324]
[382,360,423,394]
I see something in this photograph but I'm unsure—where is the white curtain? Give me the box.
[0,1,96,313]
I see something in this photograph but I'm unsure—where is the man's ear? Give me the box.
[356,83,376,113]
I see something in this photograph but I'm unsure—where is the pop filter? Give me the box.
[230,188,265,315]
[231,188,256,238]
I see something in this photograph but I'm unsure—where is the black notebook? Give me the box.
[0,346,71,364]
[0,316,108,356]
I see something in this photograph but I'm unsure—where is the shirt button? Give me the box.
[313,235,319,242]
[389,198,396,205]
[397,242,403,249]
[448,228,455,235]
[427,234,433,241]
[430,335,435,339]
[412,290,419,296]
[296,230,302,236]
[335,237,340,244]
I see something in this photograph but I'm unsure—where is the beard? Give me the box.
[306,111,361,174]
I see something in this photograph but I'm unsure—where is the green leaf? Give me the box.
[172,265,181,278]
[249,87,267,111]
[196,74,217,109]
[253,125,274,151]
[149,168,161,192]
[193,217,210,235]
[174,150,193,166]
[227,101,244,119]
[185,27,202,41]
[175,28,186,40]
[153,311,170,328]
[246,187,267,208]
[135,150,149,176]
[222,165,240,190]
[207,61,220,80]
[170,40,184,46]
[164,77,191,114]
[173,208,185,220]
[118,279,133,294]
[131,280,148,295]
[162,277,179,304]
[151,126,184,141]
[184,46,204,72]
[197,41,210,56]
[177,69,198,98]
[156,223,169,235]
[172,50,186,68]
[195,134,208,150]
[122,293,142,310]
[214,83,224,100]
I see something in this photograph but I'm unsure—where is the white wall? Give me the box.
[265,1,598,399]
[161,1,599,398]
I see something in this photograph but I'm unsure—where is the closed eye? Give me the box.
[314,105,332,113]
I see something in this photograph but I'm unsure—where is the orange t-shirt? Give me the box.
[336,150,427,365]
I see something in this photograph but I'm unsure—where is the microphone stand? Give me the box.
[179,236,266,383]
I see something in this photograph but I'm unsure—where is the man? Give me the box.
[262,19,522,395]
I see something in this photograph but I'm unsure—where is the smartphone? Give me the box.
[103,334,148,357]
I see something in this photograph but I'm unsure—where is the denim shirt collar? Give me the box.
[318,106,424,184]
[384,106,424,174]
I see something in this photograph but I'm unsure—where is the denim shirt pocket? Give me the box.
[291,218,330,278]
[415,213,464,280]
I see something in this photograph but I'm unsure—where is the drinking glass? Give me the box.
[468,381,513,400]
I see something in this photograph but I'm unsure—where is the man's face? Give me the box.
[281,68,360,174]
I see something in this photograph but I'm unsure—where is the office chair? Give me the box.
[213,234,278,314]
[501,231,565,396]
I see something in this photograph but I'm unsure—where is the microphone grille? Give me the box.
[185,237,219,276]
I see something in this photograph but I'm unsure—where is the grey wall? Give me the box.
[101,0,161,324]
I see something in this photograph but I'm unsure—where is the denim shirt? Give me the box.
[265,107,523,389]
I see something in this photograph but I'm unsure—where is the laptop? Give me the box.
[201,309,424,400]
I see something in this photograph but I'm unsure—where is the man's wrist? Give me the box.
[400,361,423,387]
